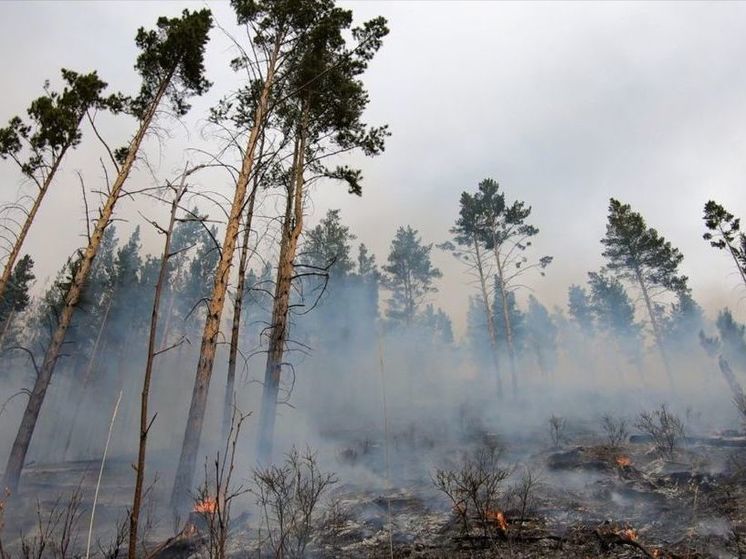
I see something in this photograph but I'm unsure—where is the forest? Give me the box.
[0,1,746,558]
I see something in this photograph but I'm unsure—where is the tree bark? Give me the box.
[170,38,281,512]
[473,237,502,397]
[256,115,307,464]
[635,268,674,386]
[222,168,260,442]
[0,134,77,304]
[493,244,518,396]
[129,173,187,559]
[2,75,169,495]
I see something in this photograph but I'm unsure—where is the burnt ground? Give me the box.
[2,424,746,558]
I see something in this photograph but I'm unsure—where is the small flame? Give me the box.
[652,549,662,558]
[487,509,508,532]
[194,496,217,514]
[616,456,632,468]
[619,528,637,542]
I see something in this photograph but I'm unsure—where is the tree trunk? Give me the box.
[493,246,517,396]
[170,39,281,512]
[222,167,260,442]
[721,224,746,289]
[635,268,674,386]
[1,76,169,495]
[473,237,502,397]
[256,117,307,464]
[0,136,76,304]
[129,174,187,559]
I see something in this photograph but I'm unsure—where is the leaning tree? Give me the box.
[0,70,110,305]
[703,200,746,289]
[600,198,688,385]
[2,8,213,494]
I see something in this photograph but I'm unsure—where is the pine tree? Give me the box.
[567,284,594,337]
[441,187,503,395]
[601,198,687,384]
[471,178,551,394]
[254,2,388,464]
[3,8,213,494]
[0,255,35,347]
[703,200,746,289]
[382,226,442,326]
[0,70,112,304]
[587,270,642,367]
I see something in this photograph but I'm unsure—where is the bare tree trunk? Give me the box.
[129,174,187,559]
[493,247,518,396]
[222,170,260,442]
[635,269,674,386]
[2,76,169,495]
[61,296,112,460]
[256,118,307,464]
[0,140,74,304]
[170,39,281,512]
[473,237,502,397]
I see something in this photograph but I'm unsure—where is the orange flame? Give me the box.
[194,496,217,514]
[619,528,637,542]
[616,456,632,468]
[487,509,508,532]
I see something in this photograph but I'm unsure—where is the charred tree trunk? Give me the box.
[257,117,307,464]
[473,237,502,397]
[129,173,188,559]
[222,166,260,442]
[170,39,281,512]
[2,76,170,495]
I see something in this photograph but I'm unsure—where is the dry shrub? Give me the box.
[432,443,511,537]
[635,404,685,459]
[252,446,338,558]
[600,414,629,448]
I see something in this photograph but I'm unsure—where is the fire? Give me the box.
[194,496,217,514]
[619,528,637,542]
[487,509,508,532]
[616,456,632,468]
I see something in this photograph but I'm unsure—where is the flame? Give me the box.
[652,549,662,558]
[487,509,508,532]
[616,456,632,468]
[619,528,637,542]
[194,496,217,514]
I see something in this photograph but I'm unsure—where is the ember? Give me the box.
[194,496,217,514]
[619,527,637,542]
[487,509,508,532]
[616,455,632,467]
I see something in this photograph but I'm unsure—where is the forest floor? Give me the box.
[2,423,746,558]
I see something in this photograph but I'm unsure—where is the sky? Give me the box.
[1,1,745,336]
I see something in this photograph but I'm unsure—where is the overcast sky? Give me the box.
[1,1,745,336]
